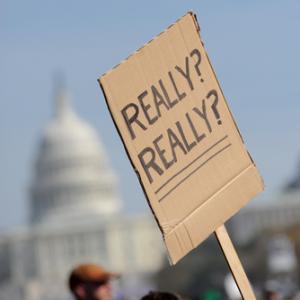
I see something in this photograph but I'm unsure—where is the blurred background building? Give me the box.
[2,2,300,300]
[1,87,300,300]
[154,161,300,300]
[0,85,165,300]
[1,84,300,300]
[230,173,300,245]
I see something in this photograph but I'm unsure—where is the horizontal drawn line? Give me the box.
[155,135,229,194]
[158,143,232,203]
[160,164,254,236]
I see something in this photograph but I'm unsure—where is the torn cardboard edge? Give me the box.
[98,12,200,237]
[99,83,164,235]
[98,11,264,265]
[98,12,207,228]
[165,164,263,264]
[99,11,199,80]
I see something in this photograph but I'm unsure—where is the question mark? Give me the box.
[207,89,222,125]
[190,48,204,83]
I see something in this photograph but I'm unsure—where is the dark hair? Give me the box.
[264,290,278,300]
[69,275,108,294]
[141,291,181,300]
[69,273,83,293]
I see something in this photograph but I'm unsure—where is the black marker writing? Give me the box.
[190,48,204,83]
[207,89,222,125]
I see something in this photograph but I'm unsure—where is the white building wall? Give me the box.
[0,89,166,300]
[230,198,300,244]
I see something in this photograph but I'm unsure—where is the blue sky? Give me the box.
[1,1,300,230]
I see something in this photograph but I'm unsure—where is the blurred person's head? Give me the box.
[264,290,279,300]
[285,293,296,300]
[68,263,119,300]
[263,281,279,300]
[140,291,182,300]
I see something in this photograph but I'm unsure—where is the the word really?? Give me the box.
[120,48,222,184]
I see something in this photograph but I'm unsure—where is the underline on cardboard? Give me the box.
[155,135,229,195]
[158,142,232,203]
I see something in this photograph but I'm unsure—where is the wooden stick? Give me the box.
[214,224,256,300]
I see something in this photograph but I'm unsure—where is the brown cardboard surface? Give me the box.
[98,11,264,264]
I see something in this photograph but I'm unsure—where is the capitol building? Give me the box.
[0,86,165,300]
[229,166,300,245]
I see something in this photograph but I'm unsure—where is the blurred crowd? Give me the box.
[67,262,300,300]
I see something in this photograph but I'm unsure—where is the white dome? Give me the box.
[30,88,121,224]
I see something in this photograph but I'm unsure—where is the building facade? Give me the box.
[0,87,165,300]
[229,172,300,245]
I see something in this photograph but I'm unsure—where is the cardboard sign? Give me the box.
[98,12,264,264]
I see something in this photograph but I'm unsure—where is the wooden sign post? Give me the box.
[98,11,263,300]
[215,225,256,300]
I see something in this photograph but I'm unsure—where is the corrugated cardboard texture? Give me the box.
[98,11,264,264]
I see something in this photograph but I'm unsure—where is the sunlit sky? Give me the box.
[1,1,300,230]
